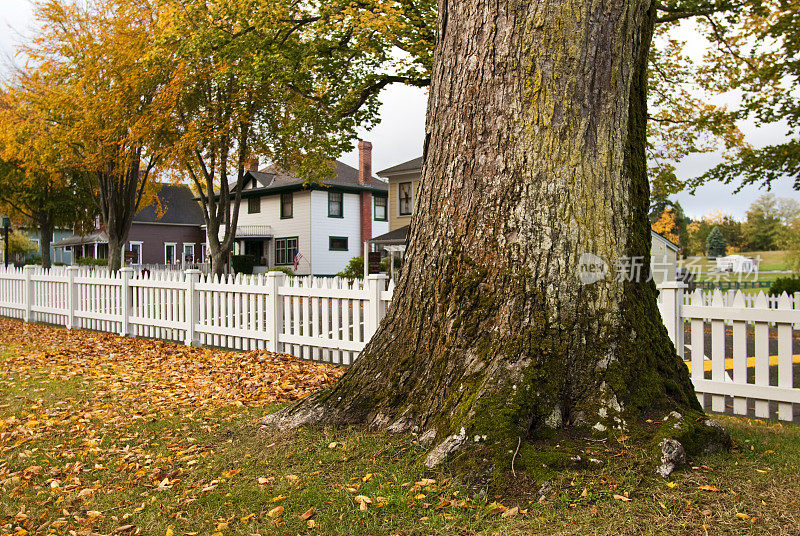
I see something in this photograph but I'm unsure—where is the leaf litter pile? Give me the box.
[2,317,800,536]
[0,318,343,409]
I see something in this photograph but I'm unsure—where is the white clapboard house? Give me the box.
[222,141,389,275]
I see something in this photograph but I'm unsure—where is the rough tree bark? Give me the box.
[264,0,703,465]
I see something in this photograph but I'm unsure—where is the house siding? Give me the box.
[650,233,678,285]
[127,223,205,265]
[234,190,313,274]
[310,190,361,275]
[387,170,420,232]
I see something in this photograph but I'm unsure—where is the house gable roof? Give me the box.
[650,230,680,251]
[377,156,423,177]
[232,161,388,197]
[135,184,204,226]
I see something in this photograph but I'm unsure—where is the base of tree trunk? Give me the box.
[261,402,730,477]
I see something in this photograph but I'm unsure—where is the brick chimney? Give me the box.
[358,141,372,184]
[358,140,373,253]
[246,158,260,172]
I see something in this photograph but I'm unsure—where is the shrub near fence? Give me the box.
[0,265,393,366]
[1,268,798,422]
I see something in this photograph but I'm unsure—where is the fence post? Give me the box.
[366,274,388,339]
[22,265,35,323]
[184,269,201,346]
[657,280,686,358]
[265,271,285,352]
[119,267,133,337]
[66,265,78,329]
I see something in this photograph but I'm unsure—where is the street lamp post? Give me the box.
[2,217,10,269]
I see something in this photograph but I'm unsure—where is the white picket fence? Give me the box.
[658,282,799,422]
[0,265,393,366]
[0,268,797,421]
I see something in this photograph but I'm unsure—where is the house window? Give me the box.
[398,182,413,216]
[275,237,299,265]
[328,191,343,218]
[374,195,387,221]
[329,236,348,251]
[248,196,261,214]
[129,242,142,265]
[281,192,293,219]
[164,243,177,265]
[200,243,207,262]
[183,243,195,264]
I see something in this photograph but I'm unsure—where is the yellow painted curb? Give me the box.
[685,354,800,373]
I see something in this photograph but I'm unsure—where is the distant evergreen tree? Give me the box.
[706,226,727,257]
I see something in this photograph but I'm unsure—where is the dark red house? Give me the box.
[53,184,206,266]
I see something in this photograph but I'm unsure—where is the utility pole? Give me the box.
[2,217,10,269]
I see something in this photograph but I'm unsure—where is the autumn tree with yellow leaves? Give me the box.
[8,0,176,270]
[0,89,95,268]
[651,208,681,246]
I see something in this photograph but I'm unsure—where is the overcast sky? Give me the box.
[2,1,797,220]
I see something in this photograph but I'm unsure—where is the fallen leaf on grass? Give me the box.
[501,506,519,518]
[355,496,372,511]
[613,494,631,502]
[267,506,284,518]
[698,485,720,492]
[486,502,507,515]
[300,507,315,520]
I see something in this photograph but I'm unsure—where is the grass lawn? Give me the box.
[686,251,795,284]
[1,318,799,535]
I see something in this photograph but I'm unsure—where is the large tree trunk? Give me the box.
[37,210,52,269]
[265,0,701,464]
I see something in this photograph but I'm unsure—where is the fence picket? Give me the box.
[777,293,794,421]
[710,291,726,413]
[731,291,748,416]
[753,292,771,419]
[690,290,706,409]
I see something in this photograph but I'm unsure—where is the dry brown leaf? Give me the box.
[299,507,315,520]
[501,506,519,518]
